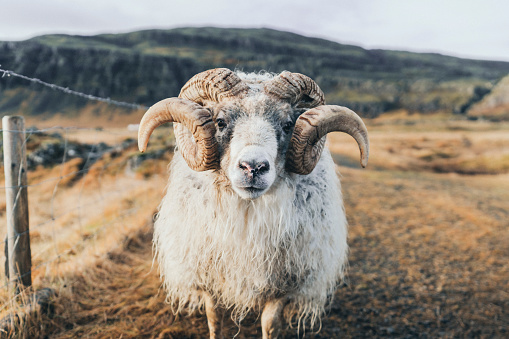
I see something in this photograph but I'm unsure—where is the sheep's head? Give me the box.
[138,68,369,199]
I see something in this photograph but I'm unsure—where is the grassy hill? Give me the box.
[1,27,509,121]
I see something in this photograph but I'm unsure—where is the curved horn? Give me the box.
[170,68,248,171]
[139,69,248,172]
[138,98,219,171]
[264,71,325,108]
[286,105,369,175]
[179,68,249,104]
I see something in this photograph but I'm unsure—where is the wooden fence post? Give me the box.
[2,116,31,292]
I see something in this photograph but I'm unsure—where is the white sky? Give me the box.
[1,0,508,62]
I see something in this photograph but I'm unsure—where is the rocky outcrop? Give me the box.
[468,74,509,120]
[27,137,110,170]
[20,130,137,171]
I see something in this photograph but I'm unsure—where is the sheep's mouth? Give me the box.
[235,185,269,199]
[244,186,265,193]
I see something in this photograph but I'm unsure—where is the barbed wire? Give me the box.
[0,125,142,190]
[0,135,154,291]
[1,161,118,190]
[1,164,106,190]
[0,67,163,304]
[1,126,97,134]
[0,126,139,134]
[0,67,148,110]
[0,126,145,237]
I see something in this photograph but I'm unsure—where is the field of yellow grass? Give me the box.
[0,114,508,337]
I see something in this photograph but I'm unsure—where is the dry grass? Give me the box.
[329,111,509,175]
[24,103,145,129]
[63,128,138,146]
[0,131,170,329]
[0,115,508,337]
[339,168,508,332]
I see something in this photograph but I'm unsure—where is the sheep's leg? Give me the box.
[261,298,287,339]
[203,292,224,339]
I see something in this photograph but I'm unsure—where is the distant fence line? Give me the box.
[0,68,152,299]
[0,67,148,110]
[0,128,132,190]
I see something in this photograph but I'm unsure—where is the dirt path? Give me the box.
[41,168,508,338]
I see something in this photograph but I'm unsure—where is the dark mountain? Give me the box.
[1,27,509,119]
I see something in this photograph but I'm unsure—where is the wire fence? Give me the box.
[0,67,148,110]
[0,68,164,303]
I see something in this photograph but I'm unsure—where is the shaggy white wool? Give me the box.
[236,70,275,84]
[153,147,348,328]
[236,71,276,92]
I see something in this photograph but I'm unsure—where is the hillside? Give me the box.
[1,27,509,121]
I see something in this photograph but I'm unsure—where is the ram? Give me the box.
[138,68,369,338]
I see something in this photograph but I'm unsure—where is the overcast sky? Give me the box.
[1,0,508,62]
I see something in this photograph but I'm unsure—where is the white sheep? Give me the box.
[138,68,369,339]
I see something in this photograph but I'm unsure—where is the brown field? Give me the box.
[1,113,508,338]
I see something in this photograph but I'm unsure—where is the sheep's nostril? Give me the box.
[256,161,269,174]
[239,160,270,176]
[240,161,255,174]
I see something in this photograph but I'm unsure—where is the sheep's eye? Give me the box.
[282,122,293,134]
[216,118,227,131]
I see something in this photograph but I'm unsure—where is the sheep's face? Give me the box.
[209,95,297,200]
[139,69,369,197]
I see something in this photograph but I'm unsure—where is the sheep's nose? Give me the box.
[239,159,270,177]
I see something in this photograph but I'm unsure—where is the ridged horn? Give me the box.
[138,98,219,171]
[172,68,248,170]
[179,68,249,104]
[286,105,369,175]
[264,71,325,108]
[139,69,249,172]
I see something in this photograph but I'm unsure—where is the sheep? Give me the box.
[138,68,369,339]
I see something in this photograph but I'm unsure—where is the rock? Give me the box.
[26,134,114,170]
[468,74,509,120]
